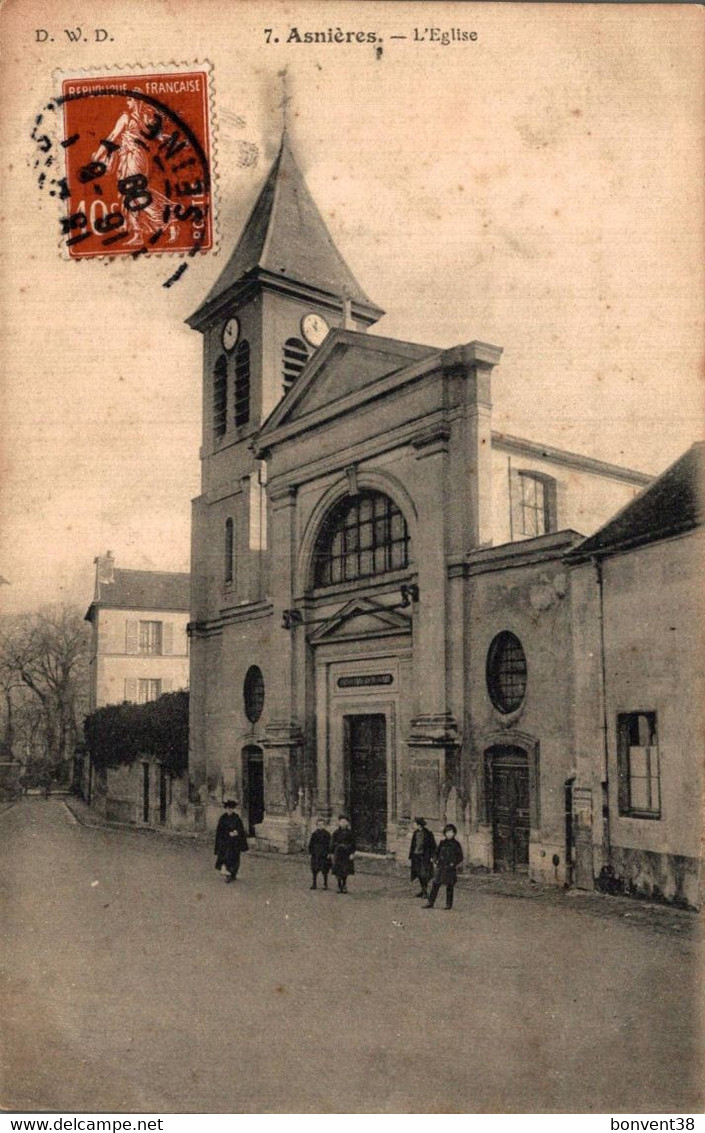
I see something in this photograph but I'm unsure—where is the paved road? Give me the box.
[0,798,701,1114]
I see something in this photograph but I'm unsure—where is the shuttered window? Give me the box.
[125,620,139,654]
[234,341,251,428]
[282,337,309,393]
[162,622,174,655]
[213,355,227,439]
[225,518,235,585]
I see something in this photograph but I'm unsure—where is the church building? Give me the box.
[186,136,651,882]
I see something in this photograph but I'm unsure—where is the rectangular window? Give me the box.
[225,518,235,585]
[512,469,558,539]
[138,678,162,705]
[520,473,547,536]
[617,712,661,818]
[139,621,162,655]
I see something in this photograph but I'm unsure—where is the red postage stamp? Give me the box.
[57,66,214,259]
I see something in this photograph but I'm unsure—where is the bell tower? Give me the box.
[186,132,384,633]
[187,133,384,434]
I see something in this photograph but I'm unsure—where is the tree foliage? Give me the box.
[84,690,189,778]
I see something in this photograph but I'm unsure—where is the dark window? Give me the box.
[313,491,410,588]
[234,340,250,428]
[244,665,265,724]
[617,712,660,818]
[213,355,227,439]
[282,337,309,393]
[225,518,234,585]
[487,631,528,714]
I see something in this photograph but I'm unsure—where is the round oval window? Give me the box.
[244,665,265,723]
[486,631,527,714]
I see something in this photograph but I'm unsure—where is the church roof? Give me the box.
[256,328,439,440]
[566,442,703,561]
[86,569,191,620]
[189,135,380,326]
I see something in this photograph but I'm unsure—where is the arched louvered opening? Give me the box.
[213,355,227,440]
[233,340,250,428]
[282,337,309,393]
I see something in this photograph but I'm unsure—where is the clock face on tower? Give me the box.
[301,312,329,348]
[221,317,240,352]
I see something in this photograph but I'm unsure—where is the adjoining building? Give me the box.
[80,552,190,824]
[567,443,703,908]
[185,134,674,883]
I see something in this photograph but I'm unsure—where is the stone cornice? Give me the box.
[410,423,452,457]
[448,530,584,578]
[264,409,449,499]
[492,431,651,485]
[188,599,274,636]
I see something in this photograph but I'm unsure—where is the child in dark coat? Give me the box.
[330,815,356,893]
[423,823,463,909]
[308,819,332,889]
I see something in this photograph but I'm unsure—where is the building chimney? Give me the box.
[94,550,115,589]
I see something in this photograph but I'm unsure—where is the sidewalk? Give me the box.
[60,793,699,935]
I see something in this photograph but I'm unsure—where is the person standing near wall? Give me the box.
[423,824,463,910]
[408,817,437,899]
[308,818,332,890]
[214,799,249,883]
[330,815,356,894]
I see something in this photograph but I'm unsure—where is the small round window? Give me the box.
[486,632,527,714]
[244,665,265,723]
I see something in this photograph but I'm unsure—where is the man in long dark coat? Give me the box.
[214,799,249,882]
[408,816,437,898]
[423,823,463,909]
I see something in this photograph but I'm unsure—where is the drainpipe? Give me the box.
[593,555,611,860]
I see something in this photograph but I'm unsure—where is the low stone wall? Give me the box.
[601,845,701,910]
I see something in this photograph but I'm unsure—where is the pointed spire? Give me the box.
[188,136,383,329]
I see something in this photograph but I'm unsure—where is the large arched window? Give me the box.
[213,355,227,440]
[313,491,410,588]
[282,337,309,393]
[234,340,250,428]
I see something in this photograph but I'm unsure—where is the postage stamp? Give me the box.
[50,64,215,260]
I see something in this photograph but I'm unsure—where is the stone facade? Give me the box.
[185,136,692,898]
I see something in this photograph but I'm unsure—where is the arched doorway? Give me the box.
[486,746,530,873]
[242,745,265,835]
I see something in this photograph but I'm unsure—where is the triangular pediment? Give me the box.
[308,596,412,643]
[260,329,437,436]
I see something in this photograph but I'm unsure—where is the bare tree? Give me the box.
[0,605,90,771]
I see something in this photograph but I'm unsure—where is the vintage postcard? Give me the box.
[0,0,702,1118]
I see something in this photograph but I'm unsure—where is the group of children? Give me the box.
[216,802,464,909]
[308,814,464,909]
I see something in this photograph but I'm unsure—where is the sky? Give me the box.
[0,0,702,615]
